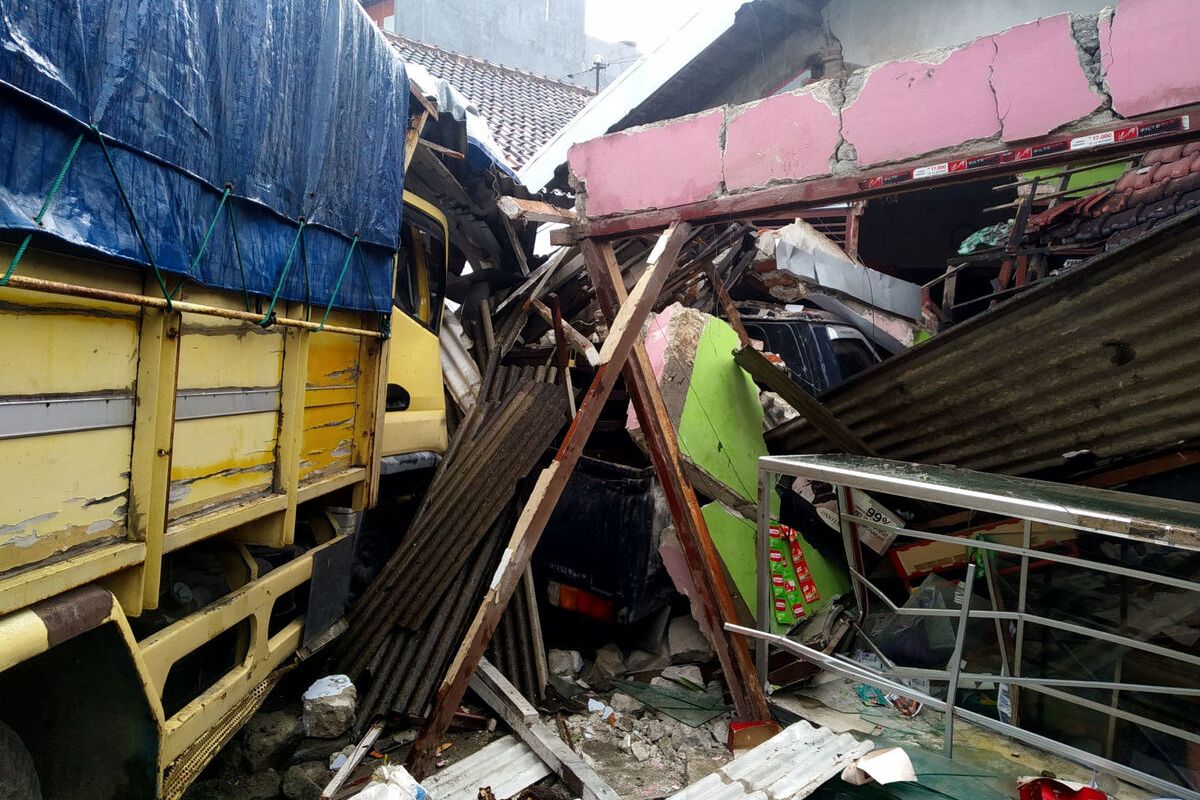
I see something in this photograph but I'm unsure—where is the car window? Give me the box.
[825,325,879,380]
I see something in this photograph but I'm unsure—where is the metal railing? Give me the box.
[731,455,1200,800]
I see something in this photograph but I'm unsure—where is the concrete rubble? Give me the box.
[302,674,358,739]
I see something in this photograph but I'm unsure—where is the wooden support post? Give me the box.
[470,658,621,800]
[548,294,577,417]
[406,223,692,778]
[404,109,431,171]
[704,261,750,346]
[733,344,878,457]
[582,238,771,722]
[131,306,182,611]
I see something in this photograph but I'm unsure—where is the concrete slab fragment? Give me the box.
[723,90,842,191]
[1101,0,1200,118]
[842,39,999,166]
[568,110,724,217]
[991,15,1103,141]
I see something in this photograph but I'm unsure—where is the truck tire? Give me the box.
[0,720,41,800]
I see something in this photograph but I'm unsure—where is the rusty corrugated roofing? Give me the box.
[766,208,1200,477]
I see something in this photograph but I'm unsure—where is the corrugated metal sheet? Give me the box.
[767,209,1200,477]
[669,721,873,800]
[422,735,551,799]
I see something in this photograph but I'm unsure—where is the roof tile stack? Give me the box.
[387,33,592,169]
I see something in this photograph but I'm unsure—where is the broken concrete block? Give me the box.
[582,643,625,690]
[282,761,329,800]
[609,691,645,715]
[547,648,584,677]
[631,739,653,762]
[624,645,670,674]
[242,711,303,771]
[302,675,357,739]
[668,616,715,664]
[661,664,704,688]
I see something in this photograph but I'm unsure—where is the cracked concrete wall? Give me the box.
[1100,0,1200,118]
[569,0,1200,219]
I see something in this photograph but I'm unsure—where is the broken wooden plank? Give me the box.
[704,261,750,346]
[409,79,439,118]
[531,297,600,366]
[733,345,879,457]
[406,222,692,779]
[470,658,621,800]
[471,657,539,726]
[418,137,465,159]
[500,214,532,276]
[321,720,384,799]
[548,294,578,417]
[583,238,771,722]
[498,196,577,225]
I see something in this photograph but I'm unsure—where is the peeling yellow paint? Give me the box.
[168,413,277,519]
[307,332,361,388]
[300,403,356,480]
[0,428,130,573]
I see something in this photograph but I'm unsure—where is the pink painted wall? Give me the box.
[841,40,999,166]
[991,15,1103,141]
[569,110,724,217]
[723,90,842,191]
[626,305,676,433]
[568,0,1200,219]
[1101,0,1200,118]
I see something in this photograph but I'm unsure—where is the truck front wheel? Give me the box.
[0,720,41,800]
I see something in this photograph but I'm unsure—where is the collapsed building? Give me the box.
[1,0,1199,798]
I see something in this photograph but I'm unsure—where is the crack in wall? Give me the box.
[985,35,1004,135]
[1070,12,1114,110]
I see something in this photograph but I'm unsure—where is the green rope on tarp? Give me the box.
[189,185,232,273]
[226,201,252,312]
[167,184,235,301]
[317,235,359,331]
[258,219,306,327]
[92,124,174,310]
[353,242,390,337]
[1,130,86,286]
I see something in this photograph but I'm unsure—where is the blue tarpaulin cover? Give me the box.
[0,0,408,314]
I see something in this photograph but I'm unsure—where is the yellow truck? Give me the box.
[0,2,477,796]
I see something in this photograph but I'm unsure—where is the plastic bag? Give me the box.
[351,765,428,800]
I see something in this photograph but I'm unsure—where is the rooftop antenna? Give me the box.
[590,54,607,93]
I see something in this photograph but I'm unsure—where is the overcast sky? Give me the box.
[585,0,714,52]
